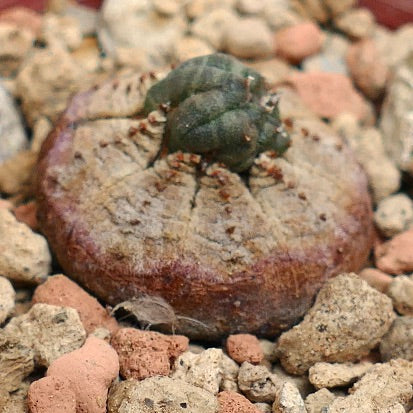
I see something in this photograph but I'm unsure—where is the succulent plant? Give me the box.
[144,53,290,172]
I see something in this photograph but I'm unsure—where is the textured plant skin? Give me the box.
[144,53,290,172]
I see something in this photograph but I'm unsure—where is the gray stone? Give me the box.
[107,376,218,413]
[98,0,187,69]
[0,81,27,164]
[380,316,413,361]
[238,362,282,403]
[380,54,413,176]
[4,303,86,367]
[0,276,15,324]
[277,273,395,375]
[308,362,372,389]
[0,331,34,392]
[374,194,413,238]
[0,209,51,284]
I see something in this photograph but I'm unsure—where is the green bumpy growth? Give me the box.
[144,53,290,172]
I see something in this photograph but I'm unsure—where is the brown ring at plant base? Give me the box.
[36,54,373,340]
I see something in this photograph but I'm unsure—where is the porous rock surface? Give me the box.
[0,275,15,324]
[218,391,261,413]
[387,276,413,315]
[308,361,372,389]
[0,330,34,392]
[374,194,413,238]
[32,274,118,334]
[45,336,119,413]
[380,316,413,361]
[107,376,218,413]
[376,231,413,275]
[0,81,27,164]
[36,67,373,340]
[226,333,263,364]
[277,273,395,374]
[326,359,413,412]
[237,362,282,403]
[380,55,413,175]
[172,348,239,395]
[304,388,336,413]
[4,303,86,367]
[0,208,51,284]
[110,327,188,380]
[272,381,306,413]
[28,376,77,413]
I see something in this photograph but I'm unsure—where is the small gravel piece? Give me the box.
[111,327,188,380]
[346,39,388,100]
[374,194,413,238]
[277,273,395,374]
[308,362,372,389]
[305,388,336,413]
[28,376,76,413]
[334,8,375,39]
[272,381,306,413]
[32,274,118,334]
[172,348,239,395]
[345,126,401,203]
[226,334,263,364]
[0,150,37,196]
[238,362,282,403]
[376,230,413,274]
[46,336,119,413]
[107,377,218,413]
[387,276,413,315]
[326,359,413,412]
[259,339,278,363]
[0,275,15,324]
[224,16,274,59]
[286,72,373,122]
[0,380,30,413]
[380,316,413,361]
[0,330,34,392]
[4,303,86,368]
[254,403,272,413]
[380,54,413,175]
[191,7,238,49]
[272,365,313,398]
[358,268,392,293]
[275,21,323,64]
[218,391,261,413]
[173,35,214,62]
[0,81,28,164]
[0,208,51,284]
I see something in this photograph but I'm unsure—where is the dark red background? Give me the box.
[0,0,412,29]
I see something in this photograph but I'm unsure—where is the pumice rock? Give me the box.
[36,53,373,340]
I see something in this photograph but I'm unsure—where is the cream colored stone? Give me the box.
[0,209,51,284]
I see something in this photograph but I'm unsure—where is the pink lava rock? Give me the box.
[286,72,372,121]
[32,274,118,334]
[346,39,389,100]
[0,7,42,35]
[46,336,119,413]
[275,22,324,64]
[358,268,393,293]
[226,334,264,364]
[218,391,261,413]
[111,328,189,380]
[375,229,413,274]
[13,201,38,231]
[28,376,76,413]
